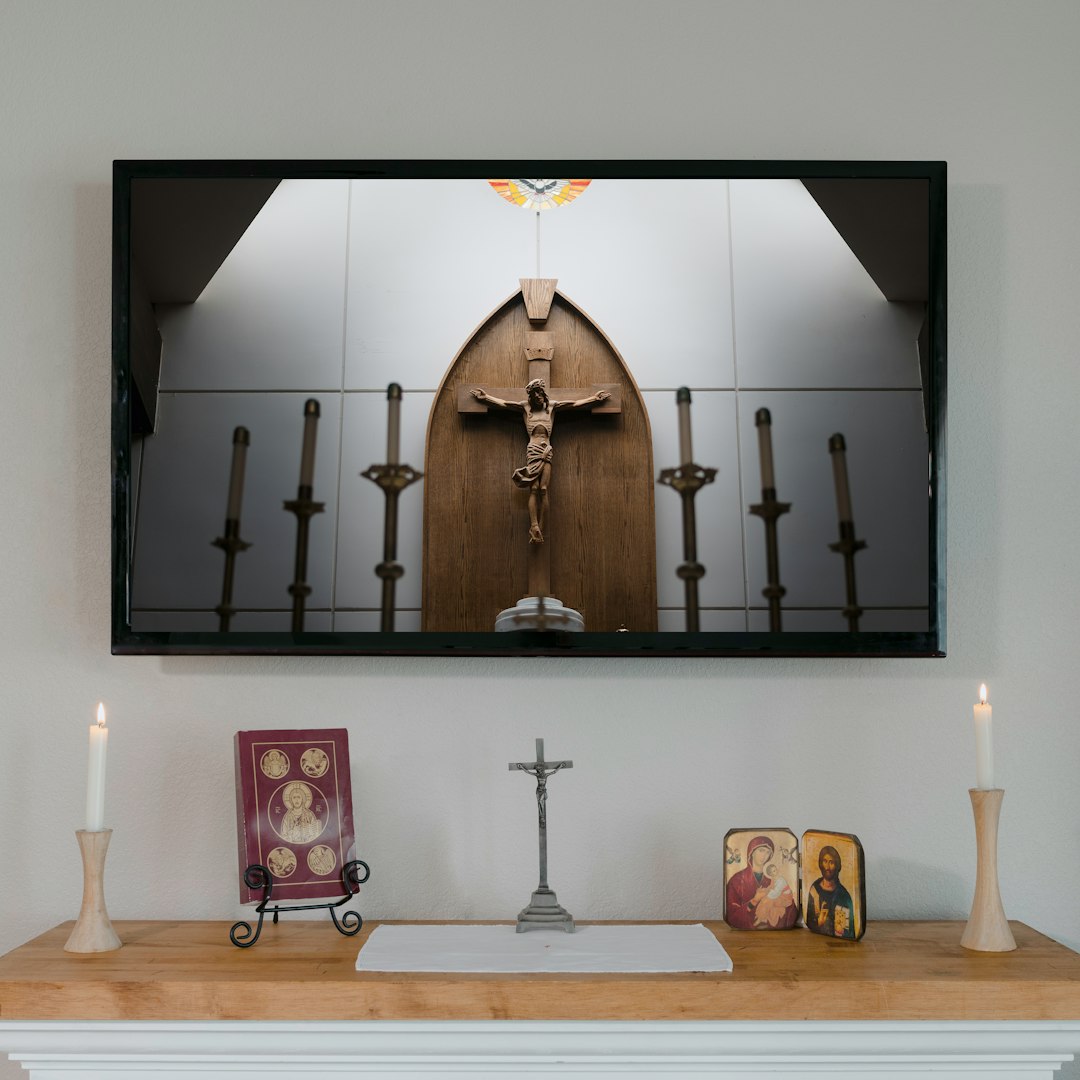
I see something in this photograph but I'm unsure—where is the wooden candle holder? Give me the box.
[64,829,122,953]
[961,788,1017,953]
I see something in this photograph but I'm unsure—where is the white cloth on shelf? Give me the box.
[355,923,733,974]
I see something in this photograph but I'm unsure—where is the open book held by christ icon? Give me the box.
[509,738,575,932]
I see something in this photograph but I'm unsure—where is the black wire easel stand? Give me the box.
[230,858,370,948]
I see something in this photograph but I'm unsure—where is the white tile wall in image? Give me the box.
[156,179,350,392]
[645,389,747,610]
[542,179,736,391]
[746,609,929,633]
[333,610,422,633]
[333,390,432,615]
[729,179,925,390]
[658,608,749,633]
[344,179,534,391]
[132,175,931,637]
[130,611,333,633]
[131,392,342,618]
[738,390,928,613]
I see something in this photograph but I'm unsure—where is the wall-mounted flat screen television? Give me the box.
[113,160,946,656]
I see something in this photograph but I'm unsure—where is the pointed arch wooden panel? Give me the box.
[423,288,657,633]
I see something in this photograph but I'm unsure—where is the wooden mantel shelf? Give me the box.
[1,920,1079,1024]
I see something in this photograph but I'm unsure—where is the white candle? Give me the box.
[225,426,249,521]
[974,683,994,790]
[755,408,776,491]
[676,387,693,467]
[829,433,853,522]
[85,702,108,832]
[299,399,320,488]
[387,384,401,466]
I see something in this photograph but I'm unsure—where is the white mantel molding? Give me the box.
[1,1020,1079,1078]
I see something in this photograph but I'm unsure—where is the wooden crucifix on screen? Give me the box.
[422,277,658,633]
[458,329,619,598]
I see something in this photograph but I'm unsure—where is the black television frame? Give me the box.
[112,159,946,657]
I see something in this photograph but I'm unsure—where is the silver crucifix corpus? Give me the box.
[508,738,575,932]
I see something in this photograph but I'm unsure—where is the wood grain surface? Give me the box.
[2,920,1079,1022]
[423,289,657,632]
[62,829,122,953]
[960,788,1018,952]
[521,277,557,322]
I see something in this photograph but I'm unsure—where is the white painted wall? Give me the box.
[2,3,1079,1073]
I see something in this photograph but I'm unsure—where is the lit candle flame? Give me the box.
[978,684,988,706]
[96,702,106,727]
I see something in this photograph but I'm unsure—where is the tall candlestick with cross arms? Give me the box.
[508,738,575,932]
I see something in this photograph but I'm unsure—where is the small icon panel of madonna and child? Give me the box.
[269,781,328,844]
[723,828,800,930]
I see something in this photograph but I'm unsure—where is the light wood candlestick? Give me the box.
[961,788,1016,952]
[64,829,122,953]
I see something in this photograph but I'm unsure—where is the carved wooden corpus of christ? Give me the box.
[462,329,617,597]
[422,277,658,632]
[469,377,610,547]
[460,326,622,596]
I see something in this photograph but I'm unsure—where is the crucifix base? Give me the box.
[516,886,576,933]
[495,596,584,633]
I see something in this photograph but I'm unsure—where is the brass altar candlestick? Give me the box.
[827,434,866,632]
[64,829,122,953]
[748,408,790,632]
[657,388,717,632]
[212,426,252,632]
[961,788,1017,952]
[284,400,325,634]
[361,384,423,632]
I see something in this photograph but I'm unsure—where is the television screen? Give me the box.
[113,160,945,656]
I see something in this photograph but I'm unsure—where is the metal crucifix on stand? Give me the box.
[508,738,575,932]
